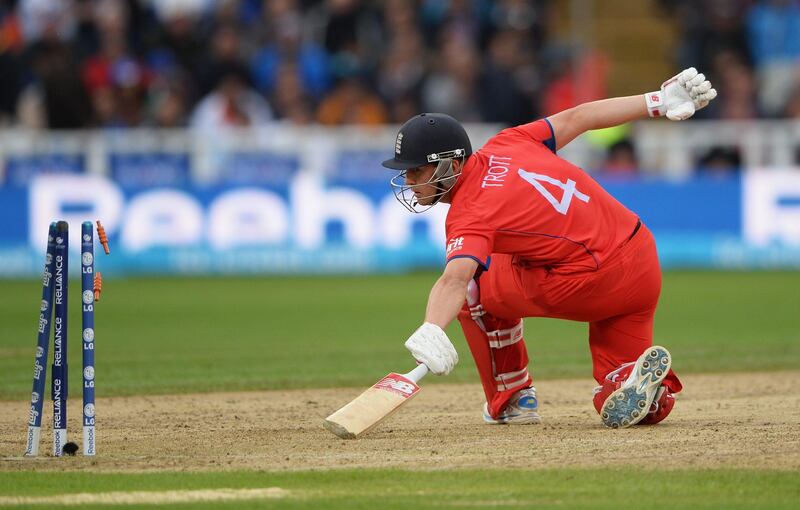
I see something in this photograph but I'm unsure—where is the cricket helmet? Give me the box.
[382,113,472,213]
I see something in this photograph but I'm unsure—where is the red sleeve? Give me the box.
[445,214,494,269]
[506,118,557,154]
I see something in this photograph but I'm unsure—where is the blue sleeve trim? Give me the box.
[543,118,557,154]
[446,254,490,270]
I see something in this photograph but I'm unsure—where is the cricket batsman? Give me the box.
[382,68,717,428]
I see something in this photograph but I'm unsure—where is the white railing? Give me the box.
[562,120,800,178]
[1,121,799,182]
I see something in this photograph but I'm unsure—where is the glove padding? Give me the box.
[647,67,717,121]
[405,322,458,376]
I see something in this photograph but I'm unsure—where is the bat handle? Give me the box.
[405,364,429,383]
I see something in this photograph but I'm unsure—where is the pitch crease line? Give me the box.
[0,487,290,506]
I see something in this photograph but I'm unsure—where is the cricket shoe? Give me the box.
[483,387,541,424]
[601,346,671,429]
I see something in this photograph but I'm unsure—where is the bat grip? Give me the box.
[405,364,429,383]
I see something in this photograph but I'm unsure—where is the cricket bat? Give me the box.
[323,364,428,439]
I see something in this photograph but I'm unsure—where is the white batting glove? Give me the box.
[645,67,717,121]
[405,322,458,376]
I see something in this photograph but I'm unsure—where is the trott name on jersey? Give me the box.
[482,154,511,188]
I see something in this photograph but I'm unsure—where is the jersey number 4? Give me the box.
[518,169,590,215]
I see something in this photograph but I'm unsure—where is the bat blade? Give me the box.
[324,370,424,439]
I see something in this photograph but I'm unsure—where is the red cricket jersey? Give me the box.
[445,119,640,273]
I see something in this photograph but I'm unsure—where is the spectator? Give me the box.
[421,28,482,121]
[389,94,422,125]
[71,0,101,62]
[696,146,742,178]
[148,81,189,127]
[82,0,151,127]
[672,0,751,76]
[210,0,246,30]
[477,29,537,125]
[598,139,639,180]
[541,50,609,116]
[250,0,330,100]
[149,0,212,22]
[18,0,75,44]
[784,84,800,118]
[489,0,548,41]
[0,4,24,124]
[377,32,425,120]
[148,1,207,98]
[270,61,315,124]
[381,0,417,41]
[315,0,382,80]
[316,72,388,125]
[200,23,246,94]
[746,0,800,116]
[420,0,489,48]
[709,50,759,119]
[18,38,93,129]
[189,62,273,129]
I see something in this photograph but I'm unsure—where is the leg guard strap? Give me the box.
[495,367,531,392]
[486,322,524,349]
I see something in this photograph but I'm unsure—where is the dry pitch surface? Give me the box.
[1,371,798,472]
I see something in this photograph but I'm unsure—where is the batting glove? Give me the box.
[645,67,717,121]
[405,322,459,376]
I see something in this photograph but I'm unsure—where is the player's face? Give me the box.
[404,164,439,205]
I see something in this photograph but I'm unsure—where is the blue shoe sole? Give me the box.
[601,346,671,429]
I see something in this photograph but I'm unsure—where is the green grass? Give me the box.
[0,271,798,399]
[1,272,798,508]
[0,468,798,509]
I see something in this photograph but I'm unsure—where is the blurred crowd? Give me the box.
[0,0,554,130]
[0,0,797,134]
[670,0,800,120]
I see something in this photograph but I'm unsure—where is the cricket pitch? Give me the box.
[1,371,798,472]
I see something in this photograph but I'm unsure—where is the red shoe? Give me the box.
[593,346,673,428]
